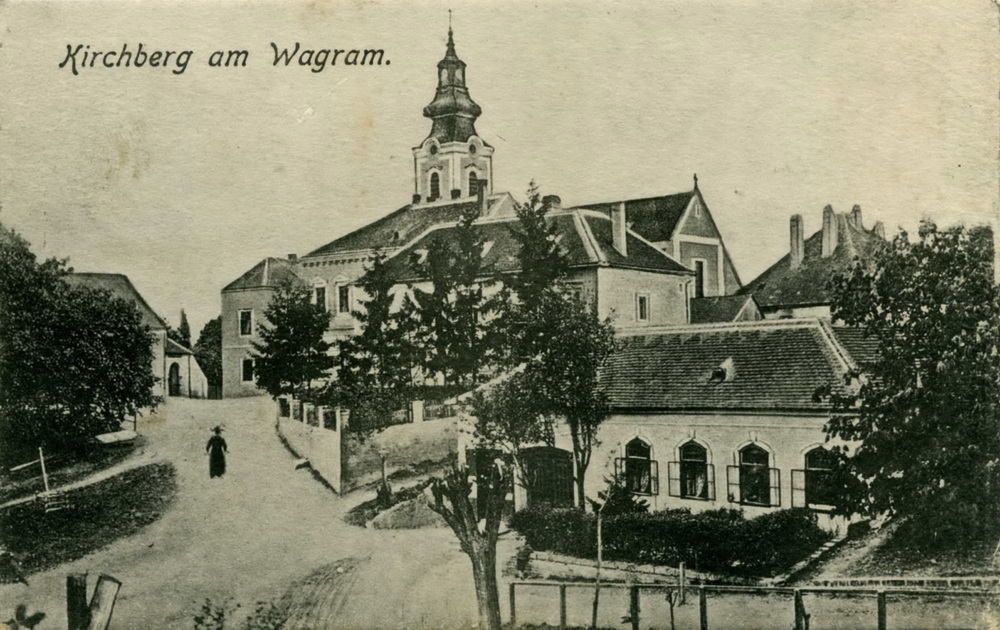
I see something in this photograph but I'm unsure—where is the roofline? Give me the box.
[608,405,838,416]
[571,188,696,211]
[614,317,832,338]
[68,272,168,330]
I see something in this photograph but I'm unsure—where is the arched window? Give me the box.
[679,442,709,500]
[793,447,837,509]
[468,172,479,197]
[728,444,777,506]
[429,172,440,201]
[616,438,658,495]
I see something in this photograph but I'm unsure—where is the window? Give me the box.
[669,441,714,500]
[793,448,837,510]
[727,444,780,507]
[429,172,440,200]
[322,407,338,431]
[239,310,253,337]
[338,285,351,314]
[616,438,658,495]
[314,286,327,312]
[469,172,479,196]
[241,358,254,383]
[694,260,706,299]
[636,294,650,322]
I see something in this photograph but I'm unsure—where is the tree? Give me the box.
[324,252,416,436]
[827,220,1000,544]
[168,309,191,348]
[251,280,333,402]
[0,224,158,455]
[426,371,554,630]
[194,316,223,391]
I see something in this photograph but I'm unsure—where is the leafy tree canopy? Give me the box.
[827,220,1000,543]
[194,316,223,388]
[251,280,333,400]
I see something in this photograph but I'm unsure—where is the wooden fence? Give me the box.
[509,580,997,630]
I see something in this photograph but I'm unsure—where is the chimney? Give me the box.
[412,193,422,205]
[477,182,488,215]
[851,204,863,229]
[611,202,627,256]
[542,195,561,211]
[288,253,298,263]
[822,205,838,258]
[789,214,804,269]
[873,221,886,240]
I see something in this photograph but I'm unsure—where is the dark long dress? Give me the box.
[207,435,227,478]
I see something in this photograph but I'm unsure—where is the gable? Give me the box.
[674,194,720,240]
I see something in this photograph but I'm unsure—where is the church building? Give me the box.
[220,27,749,397]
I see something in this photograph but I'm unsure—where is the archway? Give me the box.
[168,362,182,397]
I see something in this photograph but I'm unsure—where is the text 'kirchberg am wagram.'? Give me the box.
[57,43,390,75]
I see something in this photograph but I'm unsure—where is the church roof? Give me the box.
[165,337,195,356]
[304,195,512,258]
[602,319,856,413]
[222,257,301,292]
[382,209,691,282]
[739,213,884,310]
[690,294,758,324]
[63,272,167,331]
[576,191,695,243]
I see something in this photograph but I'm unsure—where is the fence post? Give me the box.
[679,562,687,605]
[509,583,516,627]
[794,589,805,630]
[877,590,887,630]
[67,573,88,630]
[559,584,567,630]
[38,447,50,493]
[699,587,708,630]
[84,574,121,630]
[629,586,640,630]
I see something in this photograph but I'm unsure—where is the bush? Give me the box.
[509,506,830,578]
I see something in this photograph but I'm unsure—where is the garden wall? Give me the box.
[342,416,459,492]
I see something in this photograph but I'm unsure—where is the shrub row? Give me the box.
[509,506,830,577]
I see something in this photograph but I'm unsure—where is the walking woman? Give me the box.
[206,425,228,478]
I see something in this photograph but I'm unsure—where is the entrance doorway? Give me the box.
[522,446,574,509]
[168,363,182,397]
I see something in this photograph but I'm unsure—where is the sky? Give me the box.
[2,0,998,336]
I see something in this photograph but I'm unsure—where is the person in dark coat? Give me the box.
[206,426,228,478]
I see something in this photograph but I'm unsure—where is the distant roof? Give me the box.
[690,294,758,324]
[740,213,884,310]
[382,209,692,282]
[576,191,695,243]
[830,326,880,367]
[165,337,195,356]
[304,195,513,258]
[63,273,167,331]
[602,319,856,413]
[222,257,301,292]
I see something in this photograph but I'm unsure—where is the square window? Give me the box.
[338,285,351,314]
[314,286,327,312]
[241,358,254,382]
[239,310,253,337]
[637,294,650,322]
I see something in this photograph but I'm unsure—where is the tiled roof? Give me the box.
[304,195,511,258]
[576,191,694,243]
[165,337,195,356]
[830,326,880,367]
[382,209,691,282]
[63,273,167,331]
[740,213,884,309]
[690,294,757,324]
[602,320,855,412]
[222,257,301,292]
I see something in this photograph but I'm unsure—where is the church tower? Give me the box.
[412,27,494,204]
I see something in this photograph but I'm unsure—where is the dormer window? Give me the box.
[709,357,735,383]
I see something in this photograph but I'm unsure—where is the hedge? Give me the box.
[509,506,830,578]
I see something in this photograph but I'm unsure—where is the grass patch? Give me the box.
[343,479,433,527]
[849,519,1000,577]
[0,462,176,575]
[0,439,143,505]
